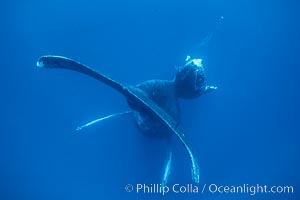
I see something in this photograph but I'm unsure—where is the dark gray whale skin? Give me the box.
[132,80,180,138]
[36,55,216,183]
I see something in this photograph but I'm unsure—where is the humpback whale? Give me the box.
[37,55,217,185]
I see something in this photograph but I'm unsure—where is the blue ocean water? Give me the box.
[1,0,299,199]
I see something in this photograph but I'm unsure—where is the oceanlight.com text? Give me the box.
[206,183,294,195]
[124,183,294,196]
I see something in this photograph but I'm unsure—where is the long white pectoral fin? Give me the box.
[76,111,132,131]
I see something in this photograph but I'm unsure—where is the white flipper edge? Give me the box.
[162,149,172,187]
[76,111,132,131]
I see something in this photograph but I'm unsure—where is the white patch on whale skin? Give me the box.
[191,59,203,67]
[185,56,203,68]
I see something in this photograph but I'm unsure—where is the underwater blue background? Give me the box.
[0,0,299,199]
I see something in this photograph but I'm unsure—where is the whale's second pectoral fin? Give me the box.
[76,111,132,131]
